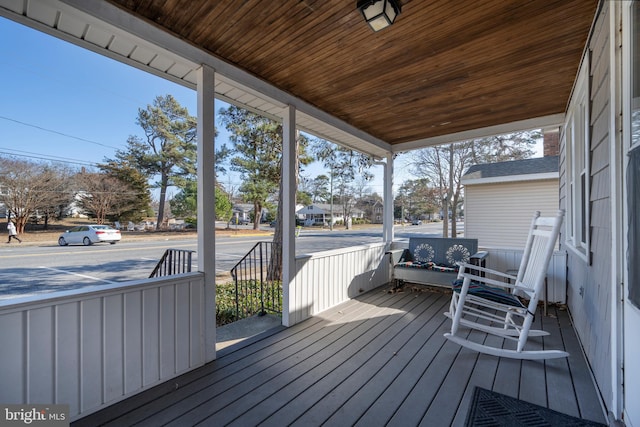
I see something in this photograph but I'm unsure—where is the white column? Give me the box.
[196,64,217,362]
[282,105,296,327]
[383,152,395,244]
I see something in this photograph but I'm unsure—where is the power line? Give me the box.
[0,148,96,167]
[0,115,121,150]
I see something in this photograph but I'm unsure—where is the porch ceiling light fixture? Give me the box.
[357,0,401,32]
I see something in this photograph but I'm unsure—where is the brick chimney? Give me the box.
[542,128,559,157]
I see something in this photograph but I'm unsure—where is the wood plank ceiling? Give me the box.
[105,0,598,147]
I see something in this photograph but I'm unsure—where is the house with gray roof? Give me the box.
[462,148,565,304]
[462,154,559,249]
[296,203,365,226]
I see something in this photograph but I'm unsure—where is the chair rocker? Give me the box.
[444,210,568,360]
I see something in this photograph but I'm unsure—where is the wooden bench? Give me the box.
[389,237,488,288]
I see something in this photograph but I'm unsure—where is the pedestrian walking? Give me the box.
[6,221,22,243]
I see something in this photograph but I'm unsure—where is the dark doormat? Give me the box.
[465,387,606,426]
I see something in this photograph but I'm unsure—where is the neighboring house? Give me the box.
[64,192,88,218]
[462,154,559,249]
[462,151,567,304]
[297,203,364,225]
[231,203,254,223]
[231,203,274,223]
[233,203,305,223]
[357,198,384,224]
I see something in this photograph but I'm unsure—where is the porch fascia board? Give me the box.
[462,172,559,185]
[393,114,565,152]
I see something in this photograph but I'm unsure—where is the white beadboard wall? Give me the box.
[289,242,391,325]
[0,273,206,421]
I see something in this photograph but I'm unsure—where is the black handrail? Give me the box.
[149,249,195,278]
[230,241,282,321]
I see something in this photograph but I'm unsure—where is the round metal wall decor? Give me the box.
[413,243,435,263]
[446,244,471,265]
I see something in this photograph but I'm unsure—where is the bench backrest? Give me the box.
[407,238,478,267]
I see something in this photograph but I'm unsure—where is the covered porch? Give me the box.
[72,286,606,426]
[0,0,616,425]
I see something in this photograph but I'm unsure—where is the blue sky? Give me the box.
[0,17,197,169]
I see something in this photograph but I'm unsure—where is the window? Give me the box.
[564,58,590,259]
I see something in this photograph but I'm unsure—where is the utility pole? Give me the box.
[329,165,334,231]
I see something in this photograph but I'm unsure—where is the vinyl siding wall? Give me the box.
[464,179,559,249]
[0,273,207,421]
[289,243,391,326]
[560,2,613,409]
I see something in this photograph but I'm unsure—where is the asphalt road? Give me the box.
[0,221,456,300]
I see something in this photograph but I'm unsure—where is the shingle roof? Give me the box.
[463,156,559,180]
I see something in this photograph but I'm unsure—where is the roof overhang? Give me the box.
[462,171,559,186]
[0,0,598,159]
[0,0,391,159]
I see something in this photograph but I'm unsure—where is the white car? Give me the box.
[58,225,122,246]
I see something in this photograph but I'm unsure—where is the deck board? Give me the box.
[326,294,450,427]
[281,294,440,427]
[557,305,607,422]
[542,306,582,417]
[450,335,502,426]
[225,294,426,426]
[73,286,608,427]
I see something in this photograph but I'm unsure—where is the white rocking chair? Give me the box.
[444,210,568,360]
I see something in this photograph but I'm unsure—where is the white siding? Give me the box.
[289,243,391,325]
[464,179,559,249]
[0,273,206,421]
[561,2,614,412]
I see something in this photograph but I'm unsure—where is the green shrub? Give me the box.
[216,280,282,326]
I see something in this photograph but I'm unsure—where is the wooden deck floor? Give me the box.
[73,286,607,426]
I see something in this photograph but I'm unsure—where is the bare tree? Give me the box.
[410,131,539,237]
[411,142,475,237]
[36,165,75,229]
[353,175,373,200]
[306,175,330,202]
[75,171,138,224]
[0,157,73,233]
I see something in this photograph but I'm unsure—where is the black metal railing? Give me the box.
[229,241,282,321]
[149,249,195,278]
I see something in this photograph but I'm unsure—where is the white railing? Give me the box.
[289,242,391,325]
[0,273,206,421]
[0,242,566,422]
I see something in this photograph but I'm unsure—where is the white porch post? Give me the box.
[197,64,217,361]
[383,152,395,244]
[282,105,296,327]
